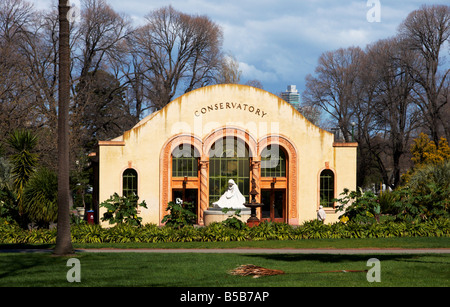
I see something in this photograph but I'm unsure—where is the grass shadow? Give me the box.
[0,253,52,283]
[0,243,55,250]
[242,253,420,263]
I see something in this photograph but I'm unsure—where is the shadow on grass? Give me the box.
[0,253,51,282]
[0,244,55,250]
[242,253,419,263]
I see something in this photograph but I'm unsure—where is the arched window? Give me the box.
[261,145,286,177]
[320,169,335,207]
[123,168,138,198]
[209,137,250,204]
[171,145,199,177]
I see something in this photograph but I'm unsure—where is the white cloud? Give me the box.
[239,62,276,83]
[32,0,437,94]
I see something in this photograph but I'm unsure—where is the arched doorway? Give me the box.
[258,135,298,224]
[171,144,200,219]
[160,134,203,225]
[208,137,250,204]
[260,144,287,223]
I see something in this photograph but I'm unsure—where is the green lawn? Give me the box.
[1,237,449,288]
[0,251,449,287]
[2,236,449,250]
[72,236,450,249]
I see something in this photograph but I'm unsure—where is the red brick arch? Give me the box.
[159,134,203,224]
[159,130,299,225]
[258,134,298,224]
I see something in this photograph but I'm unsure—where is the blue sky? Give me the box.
[34,0,448,96]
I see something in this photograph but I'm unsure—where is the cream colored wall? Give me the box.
[98,84,357,226]
[329,145,358,223]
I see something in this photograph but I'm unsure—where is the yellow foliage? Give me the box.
[402,133,450,184]
[411,133,450,166]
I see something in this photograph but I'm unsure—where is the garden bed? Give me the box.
[1,218,449,244]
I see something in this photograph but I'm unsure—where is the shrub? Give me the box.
[0,188,20,225]
[410,133,450,166]
[161,201,197,229]
[1,218,449,244]
[100,193,148,226]
[71,224,105,243]
[392,161,450,222]
[221,208,247,230]
[378,190,397,215]
[334,188,381,224]
[22,168,58,228]
[7,130,38,213]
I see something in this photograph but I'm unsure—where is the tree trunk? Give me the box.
[54,0,73,256]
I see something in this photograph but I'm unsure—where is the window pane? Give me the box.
[172,145,199,177]
[208,138,250,204]
[320,169,334,207]
[261,145,286,178]
[123,169,138,198]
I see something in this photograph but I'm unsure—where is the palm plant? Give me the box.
[6,130,38,218]
[23,168,58,228]
[407,160,450,194]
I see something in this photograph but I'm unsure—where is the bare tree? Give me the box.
[297,105,322,127]
[302,40,421,188]
[114,46,150,120]
[20,8,60,134]
[74,0,131,78]
[399,4,450,145]
[365,38,420,188]
[245,79,264,89]
[131,6,223,110]
[0,0,36,138]
[0,0,33,41]
[302,46,365,142]
[216,53,241,84]
[70,0,133,152]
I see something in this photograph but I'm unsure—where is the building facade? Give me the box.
[280,85,300,109]
[93,84,357,226]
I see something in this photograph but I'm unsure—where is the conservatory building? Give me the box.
[92,84,357,226]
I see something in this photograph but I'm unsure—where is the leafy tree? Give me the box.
[410,133,450,166]
[403,133,450,183]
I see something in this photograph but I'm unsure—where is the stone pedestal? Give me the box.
[203,208,251,226]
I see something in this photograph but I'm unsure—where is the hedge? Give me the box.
[1,219,449,244]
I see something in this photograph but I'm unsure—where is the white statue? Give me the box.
[213,179,247,209]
